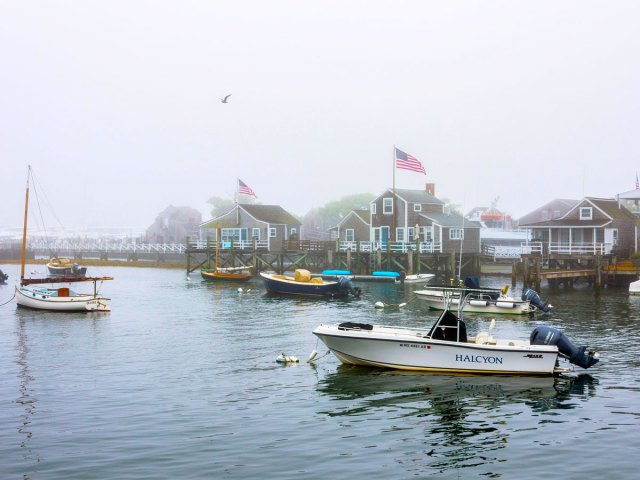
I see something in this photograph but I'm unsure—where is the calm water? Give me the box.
[1,263,639,479]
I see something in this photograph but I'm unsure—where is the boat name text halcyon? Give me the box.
[455,354,504,364]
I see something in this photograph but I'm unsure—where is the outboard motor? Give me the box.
[338,276,361,298]
[0,269,7,284]
[530,325,599,369]
[464,276,481,289]
[522,288,551,313]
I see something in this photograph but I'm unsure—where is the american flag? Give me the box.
[238,178,257,197]
[395,147,426,175]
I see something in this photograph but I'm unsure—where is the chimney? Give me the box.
[425,183,435,196]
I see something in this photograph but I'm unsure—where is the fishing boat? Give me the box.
[46,257,88,277]
[414,276,550,314]
[15,166,113,312]
[312,309,600,375]
[200,227,253,282]
[260,269,361,298]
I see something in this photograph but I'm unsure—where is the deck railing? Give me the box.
[520,242,605,255]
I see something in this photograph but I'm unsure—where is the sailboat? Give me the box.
[15,166,113,312]
[200,227,253,282]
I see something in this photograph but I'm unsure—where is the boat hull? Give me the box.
[402,273,435,284]
[47,265,88,277]
[260,272,349,298]
[16,287,111,312]
[414,289,532,314]
[313,324,559,375]
[201,269,252,282]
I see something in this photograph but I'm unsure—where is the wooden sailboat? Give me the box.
[200,227,253,282]
[15,166,113,312]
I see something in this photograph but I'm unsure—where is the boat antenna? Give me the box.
[457,195,465,282]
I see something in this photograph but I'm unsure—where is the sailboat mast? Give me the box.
[20,166,31,282]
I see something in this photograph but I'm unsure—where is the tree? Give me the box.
[317,193,375,219]
[207,194,259,218]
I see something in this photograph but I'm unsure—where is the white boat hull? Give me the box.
[313,324,559,375]
[402,273,435,284]
[414,289,533,314]
[16,287,111,312]
[629,279,640,295]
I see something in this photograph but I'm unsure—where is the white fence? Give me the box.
[338,241,443,253]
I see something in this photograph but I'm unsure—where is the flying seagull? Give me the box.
[221,94,231,103]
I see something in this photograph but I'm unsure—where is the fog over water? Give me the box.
[1,1,638,231]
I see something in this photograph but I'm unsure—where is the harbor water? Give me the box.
[1,264,639,479]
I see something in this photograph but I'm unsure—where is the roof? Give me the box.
[202,204,300,228]
[518,198,579,226]
[381,188,444,205]
[419,212,482,228]
[239,204,300,224]
[617,189,640,200]
[587,198,637,220]
[522,197,636,228]
[329,209,370,230]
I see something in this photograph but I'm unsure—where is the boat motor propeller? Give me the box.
[530,325,599,369]
[522,288,551,313]
[338,276,361,298]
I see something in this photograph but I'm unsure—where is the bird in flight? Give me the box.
[221,94,231,103]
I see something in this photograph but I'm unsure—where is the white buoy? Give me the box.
[307,349,318,362]
[276,353,299,363]
[398,302,407,308]
[374,301,385,309]
[237,288,243,293]
[186,275,191,281]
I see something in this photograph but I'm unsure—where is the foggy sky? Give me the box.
[1,0,639,232]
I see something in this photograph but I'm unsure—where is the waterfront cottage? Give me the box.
[146,205,202,243]
[369,184,482,254]
[201,204,301,252]
[519,197,639,257]
[328,209,370,246]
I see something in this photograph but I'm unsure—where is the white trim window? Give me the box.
[580,207,593,220]
[383,198,393,214]
[408,227,415,241]
[413,203,422,212]
[252,228,260,239]
[449,228,464,240]
[345,229,355,242]
[371,203,376,214]
[269,228,277,238]
[396,228,405,242]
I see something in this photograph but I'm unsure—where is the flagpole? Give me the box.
[392,145,396,243]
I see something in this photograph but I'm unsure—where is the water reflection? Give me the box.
[16,315,37,476]
[317,366,598,475]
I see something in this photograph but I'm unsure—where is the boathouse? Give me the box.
[328,209,370,244]
[369,185,481,253]
[519,197,638,257]
[200,204,301,252]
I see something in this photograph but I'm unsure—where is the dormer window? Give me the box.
[413,203,422,212]
[580,207,592,220]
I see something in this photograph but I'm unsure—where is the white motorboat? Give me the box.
[629,279,640,295]
[414,283,551,315]
[313,310,599,376]
[402,273,435,284]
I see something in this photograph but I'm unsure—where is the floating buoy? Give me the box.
[307,349,318,362]
[237,288,243,293]
[374,301,385,309]
[276,353,299,364]
[398,302,407,308]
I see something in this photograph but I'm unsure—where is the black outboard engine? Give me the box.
[522,288,551,313]
[464,276,481,289]
[0,269,7,284]
[530,325,599,369]
[338,276,361,298]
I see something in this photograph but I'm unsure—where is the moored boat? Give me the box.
[312,310,599,375]
[15,166,113,312]
[260,269,361,298]
[201,266,253,282]
[414,277,550,315]
[46,257,88,277]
